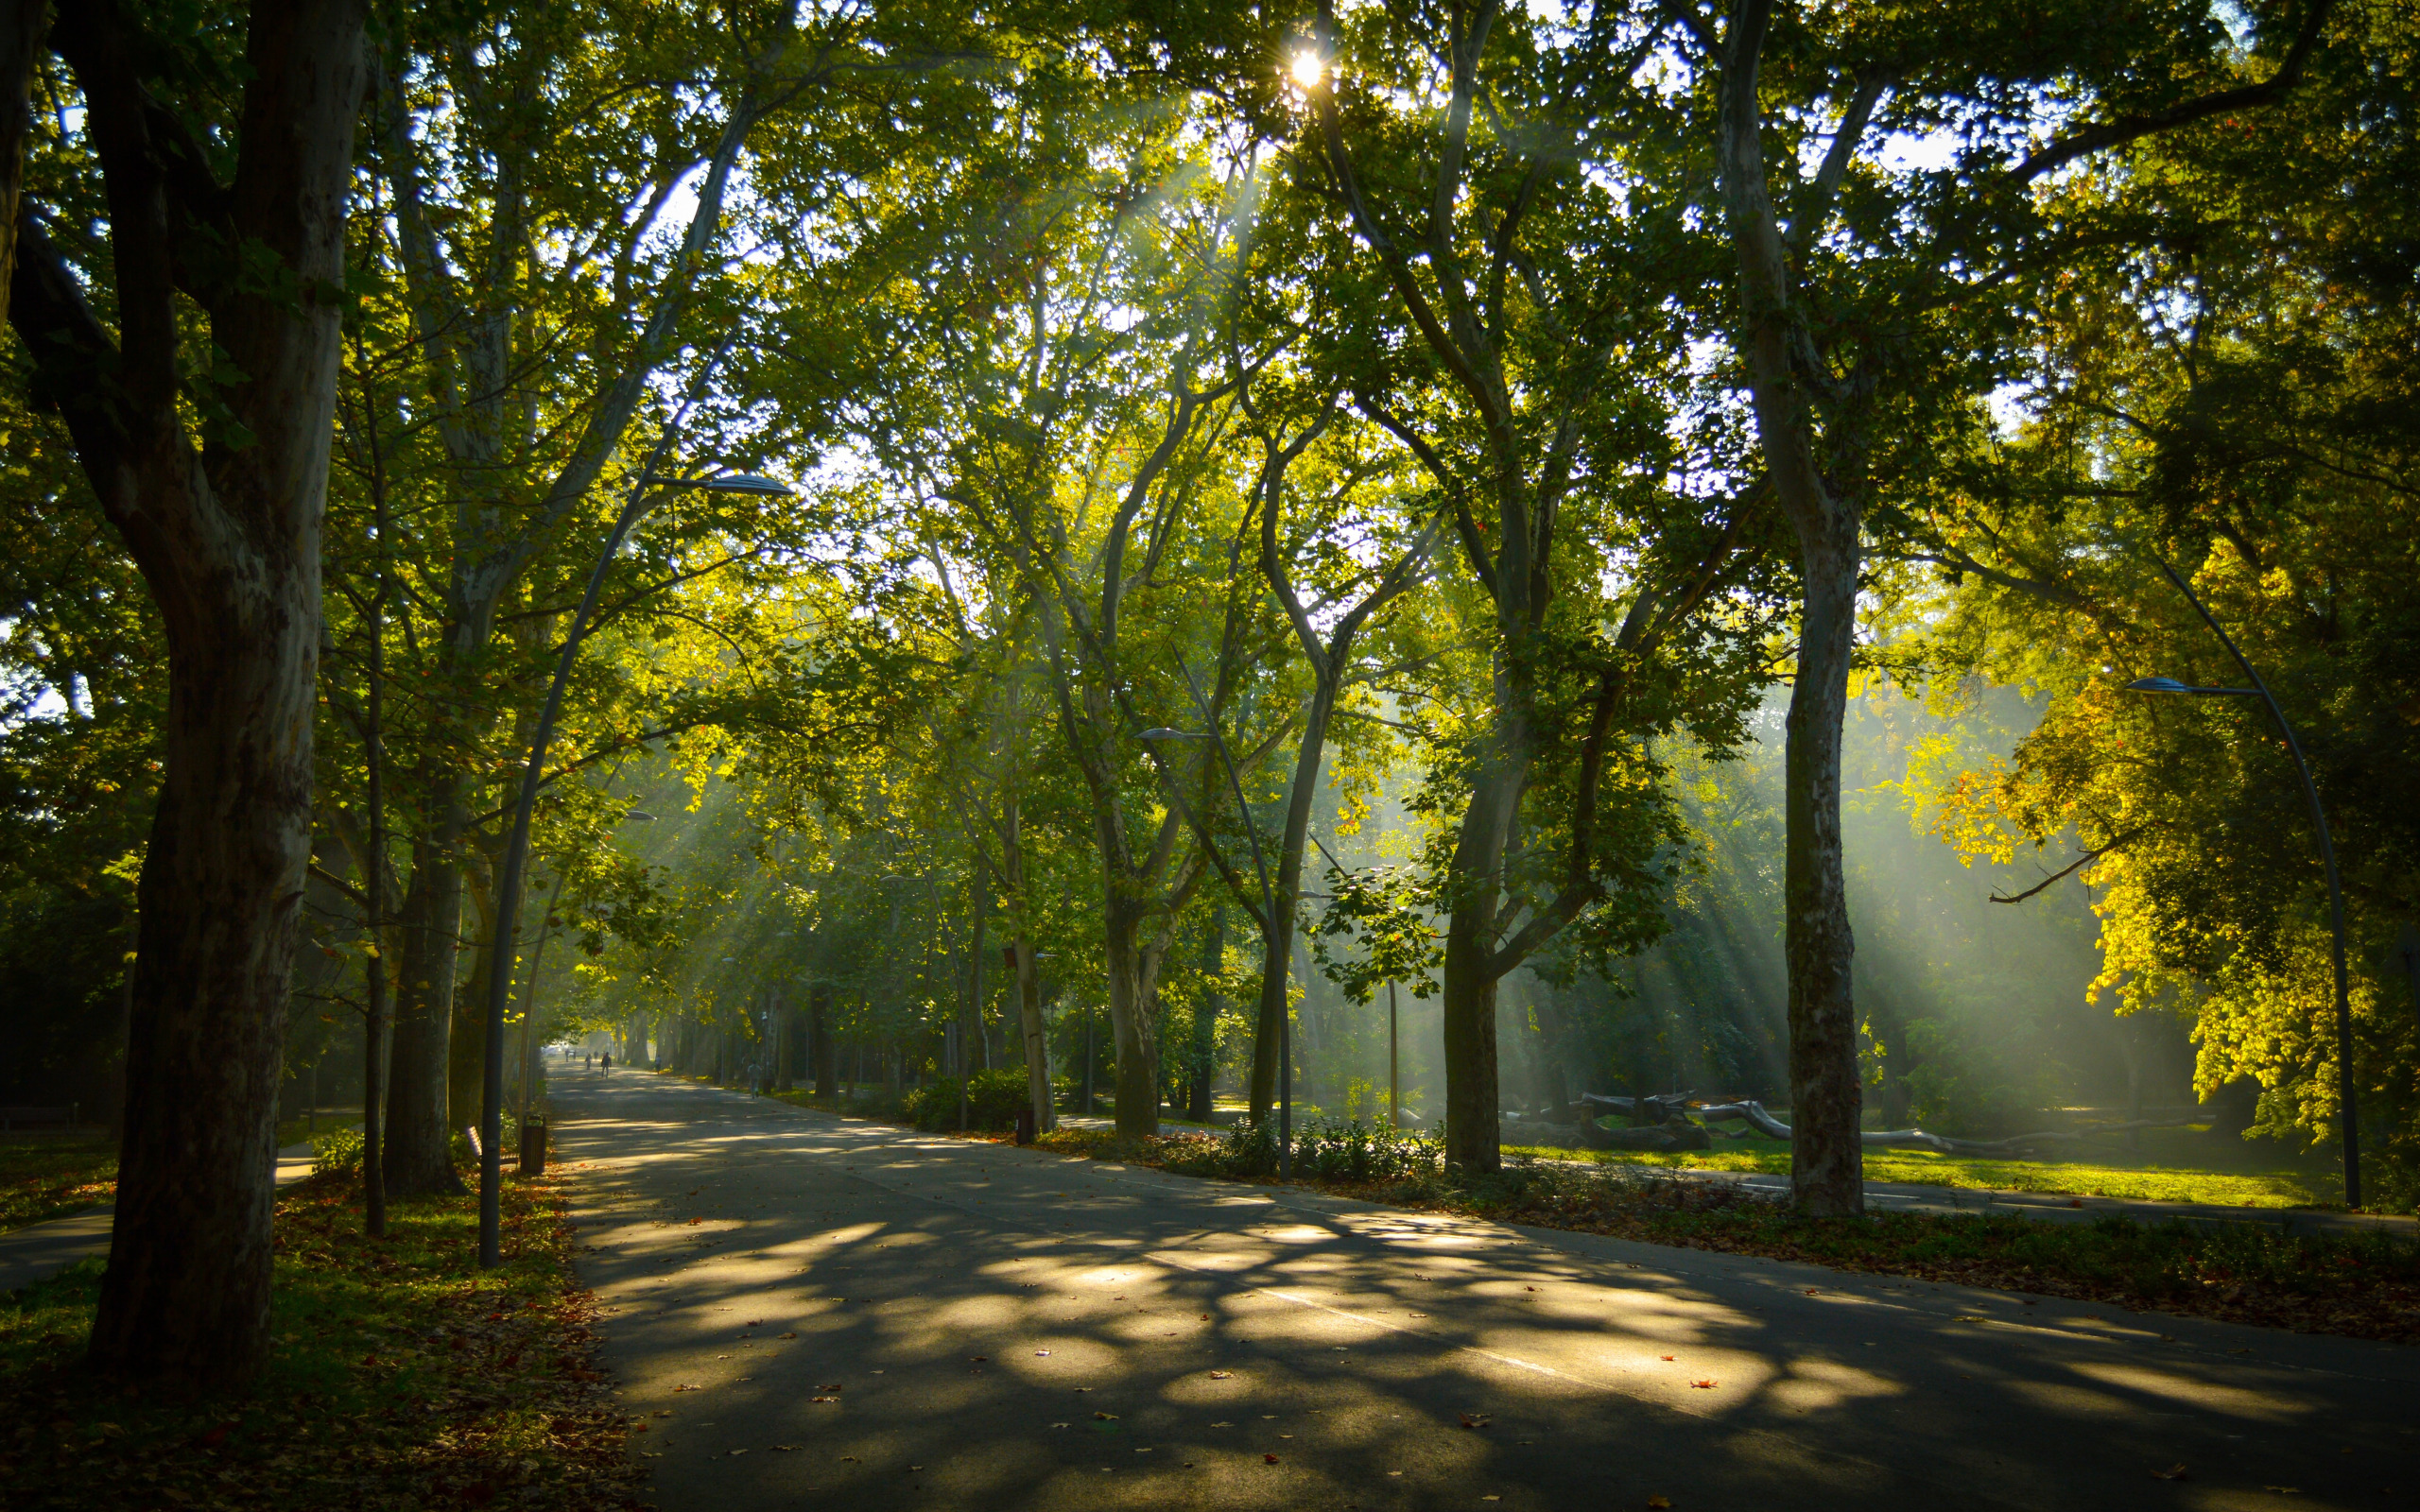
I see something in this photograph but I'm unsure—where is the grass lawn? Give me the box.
[0,1138,116,1233]
[0,1158,644,1512]
[1504,1136,2334,1209]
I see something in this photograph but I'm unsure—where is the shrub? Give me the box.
[1293,1117,1443,1183]
[966,1068,1029,1130]
[311,1126,364,1177]
[901,1078,959,1130]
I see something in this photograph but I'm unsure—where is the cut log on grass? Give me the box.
[1691,1101,2203,1156]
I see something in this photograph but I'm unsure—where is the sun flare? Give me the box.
[1289,51,1324,89]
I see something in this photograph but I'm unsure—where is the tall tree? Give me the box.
[9,0,368,1383]
[1697,0,2339,1212]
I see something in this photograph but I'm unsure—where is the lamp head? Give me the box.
[2125,677,2191,694]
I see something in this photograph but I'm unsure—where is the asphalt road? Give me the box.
[555,1068,2420,1512]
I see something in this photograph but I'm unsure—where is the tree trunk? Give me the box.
[1189,904,1223,1122]
[385,821,467,1195]
[812,984,836,1094]
[1012,938,1052,1131]
[1437,748,1525,1172]
[448,847,498,1135]
[1720,0,1863,1215]
[1250,676,1339,1123]
[0,0,43,328]
[16,0,372,1386]
[1103,899,1162,1137]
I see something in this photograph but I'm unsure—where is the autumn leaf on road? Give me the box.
[1264,1453,1280,1464]
[1460,1413,1491,1430]
[1208,1370,1233,1379]
[1648,1499,1671,1509]
[1689,1380,1718,1389]
[2152,1465,2188,1481]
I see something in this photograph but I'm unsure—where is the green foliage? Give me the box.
[1289,1118,1443,1184]
[310,1126,365,1178]
[965,1069,1029,1130]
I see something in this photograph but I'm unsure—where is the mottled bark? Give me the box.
[11,0,369,1384]
[1718,0,1862,1214]
[384,821,466,1195]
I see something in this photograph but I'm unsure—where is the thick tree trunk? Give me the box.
[385,821,467,1195]
[93,554,321,1383]
[18,0,372,1386]
[0,0,43,327]
[1012,938,1052,1131]
[1782,546,1862,1211]
[448,850,498,1134]
[1437,751,1525,1172]
[1103,900,1162,1136]
[1720,0,1864,1214]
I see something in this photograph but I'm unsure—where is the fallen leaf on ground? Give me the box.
[1460,1413,1492,1430]
[809,1397,838,1403]
[1095,1411,1118,1420]
[2264,1489,2301,1496]
[1659,1354,1674,1362]
[1036,1349,1051,1356]
[1208,1370,1233,1379]
[1264,1453,1280,1464]
[1648,1499,1671,1509]
[777,1332,797,1340]
[818,1383,840,1390]
[2152,1465,2188,1481]
[1689,1380,1718,1389]
[770,1444,802,1452]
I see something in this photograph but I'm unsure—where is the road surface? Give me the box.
[555,1068,2420,1511]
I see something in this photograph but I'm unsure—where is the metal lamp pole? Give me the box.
[474,461,793,1267]
[2126,555,2359,1208]
[1136,726,1284,1173]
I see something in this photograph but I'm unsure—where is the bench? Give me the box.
[0,1105,78,1131]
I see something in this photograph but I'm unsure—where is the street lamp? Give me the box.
[475,460,796,1267]
[2125,556,2359,1208]
[1136,725,1291,1177]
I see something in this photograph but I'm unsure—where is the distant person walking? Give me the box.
[602,1053,612,1071]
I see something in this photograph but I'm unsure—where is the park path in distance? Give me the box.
[552,1068,2420,1511]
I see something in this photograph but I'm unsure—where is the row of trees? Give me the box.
[9,0,2410,1389]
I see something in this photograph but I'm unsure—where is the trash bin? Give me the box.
[1015,1108,1036,1146]
[520,1118,548,1176]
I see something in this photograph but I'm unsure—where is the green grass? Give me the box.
[1501,1133,2333,1209]
[273,1108,363,1148]
[0,1160,643,1511]
[0,1139,115,1233]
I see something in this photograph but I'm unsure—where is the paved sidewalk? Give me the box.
[556,1067,2420,1512]
[0,1136,326,1293]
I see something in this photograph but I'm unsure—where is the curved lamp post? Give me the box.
[2126,556,2358,1208]
[1136,726,1288,1176]
[475,465,793,1266]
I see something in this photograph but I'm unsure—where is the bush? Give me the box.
[1293,1117,1443,1183]
[967,1068,1029,1129]
[311,1126,364,1177]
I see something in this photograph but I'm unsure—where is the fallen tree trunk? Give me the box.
[1691,1101,2203,1156]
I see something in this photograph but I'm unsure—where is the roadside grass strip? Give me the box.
[1031,1127,2420,1345]
[0,1163,643,1512]
[1500,1138,2328,1210]
[0,1141,116,1235]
